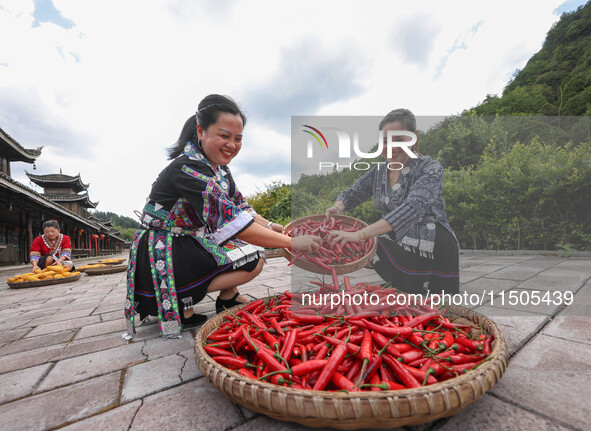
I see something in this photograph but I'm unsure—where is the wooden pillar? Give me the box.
[26,213,33,262]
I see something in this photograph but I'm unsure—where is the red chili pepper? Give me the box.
[353,319,413,337]
[399,349,423,364]
[359,354,383,385]
[381,353,421,389]
[204,345,235,357]
[405,312,439,328]
[355,330,373,384]
[439,331,454,350]
[269,317,285,337]
[241,298,264,314]
[331,371,358,391]
[369,372,382,391]
[280,328,298,361]
[379,364,395,383]
[212,356,248,369]
[401,362,438,385]
[237,368,257,379]
[483,336,492,355]
[242,325,285,373]
[313,344,347,391]
[454,337,484,352]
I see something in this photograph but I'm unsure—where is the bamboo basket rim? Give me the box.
[84,264,128,276]
[281,214,377,275]
[97,258,126,265]
[7,274,82,289]
[77,262,107,272]
[195,300,509,429]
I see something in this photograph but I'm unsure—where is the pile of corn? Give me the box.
[99,258,125,264]
[77,263,108,271]
[8,266,81,283]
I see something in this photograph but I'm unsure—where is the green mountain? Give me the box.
[476,1,591,116]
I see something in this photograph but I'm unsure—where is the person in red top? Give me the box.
[30,220,74,270]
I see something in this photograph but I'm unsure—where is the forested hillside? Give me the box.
[90,210,140,241]
[476,2,591,116]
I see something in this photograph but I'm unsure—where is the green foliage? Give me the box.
[117,227,138,242]
[90,211,139,229]
[421,114,514,169]
[443,139,591,250]
[475,1,591,117]
[246,181,291,225]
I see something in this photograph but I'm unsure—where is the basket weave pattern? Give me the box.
[282,214,378,275]
[84,265,128,276]
[195,304,508,429]
[7,274,82,289]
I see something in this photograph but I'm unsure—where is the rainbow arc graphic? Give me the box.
[302,125,328,149]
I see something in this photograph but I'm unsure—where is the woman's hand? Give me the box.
[268,223,284,234]
[325,202,345,219]
[291,235,322,253]
[328,230,364,247]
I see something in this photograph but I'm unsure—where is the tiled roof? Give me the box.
[0,126,42,162]
[0,172,101,228]
[42,193,99,208]
[26,171,89,191]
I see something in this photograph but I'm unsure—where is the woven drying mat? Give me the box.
[281,214,377,275]
[84,265,128,276]
[7,274,82,289]
[76,263,104,272]
[98,258,126,265]
[195,303,508,429]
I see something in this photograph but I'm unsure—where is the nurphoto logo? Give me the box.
[302,125,418,171]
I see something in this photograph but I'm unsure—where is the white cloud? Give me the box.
[0,0,571,219]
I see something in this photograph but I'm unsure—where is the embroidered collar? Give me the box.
[183,141,229,182]
[42,234,63,255]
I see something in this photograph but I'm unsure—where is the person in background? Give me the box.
[326,108,459,295]
[30,220,74,270]
[124,94,320,338]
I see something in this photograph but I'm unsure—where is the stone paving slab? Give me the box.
[121,353,187,402]
[0,329,76,357]
[37,342,146,392]
[434,394,571,431]
[0,252,589,430]
[59,400,142,431]
[129,379,244,431]
[51,331,138,361]
[0,363,52,405]
[491,334,591,430]
[24,315,101,338]
[73,317,126,340]
[0,371,121,431]
[473,306,550,356]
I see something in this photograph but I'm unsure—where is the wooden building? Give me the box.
[0,126,125,266]
[27,171,99,218]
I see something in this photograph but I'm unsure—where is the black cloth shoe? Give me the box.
[215,292,244,314]
[180,313,207,329]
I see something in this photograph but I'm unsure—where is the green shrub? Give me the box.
[443,139,591,250]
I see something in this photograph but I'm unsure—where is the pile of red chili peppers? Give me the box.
[204,279,494,392]
[287,218,374,267]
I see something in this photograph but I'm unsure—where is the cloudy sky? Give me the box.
[0,0,586,220]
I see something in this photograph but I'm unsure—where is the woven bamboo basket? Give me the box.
[84,264,128,276]
[195,303,508,429]
[7,274,82,289]
[282,215,377,275]
[77,263,104,272]
[98,258,126,265]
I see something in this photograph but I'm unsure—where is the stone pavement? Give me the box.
[0,252,589,431]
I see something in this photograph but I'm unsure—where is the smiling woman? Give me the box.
[123,94,320,340]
